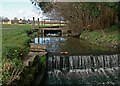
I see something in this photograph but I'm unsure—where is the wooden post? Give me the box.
[49,19,51,26]
[38,36,40,44]
[37,18,39,43]
[40,20,42,27]
[41,20,43,26]
[44,20,45,26]
[38,18,40,28]
[32,17,35,30]
[60,18,61,26]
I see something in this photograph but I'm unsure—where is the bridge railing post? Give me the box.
[32,17,35,30]
[38,18,40,28]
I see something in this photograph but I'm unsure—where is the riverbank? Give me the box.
[80,25,120,52]
[2,24,64,85]
[2,24,32,85]
[2,24,47,86]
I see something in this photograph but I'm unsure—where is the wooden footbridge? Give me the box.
[32,17,71,37]
[23,17,72,66]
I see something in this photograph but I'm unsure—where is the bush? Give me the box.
[33,32,38,37]
[24,37,31,47]
[40,55,46,65]
[2,58,23,85]
[25,29,33,36]
[3,45,28,60]
[2,24,32,85]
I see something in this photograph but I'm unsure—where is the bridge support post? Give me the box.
[43,30,44,37]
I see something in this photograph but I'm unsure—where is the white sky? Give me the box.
[0,0,45,20]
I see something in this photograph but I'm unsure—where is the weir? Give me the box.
[47,54,120,71]
[47,54,120,85]
[33,34,120,84]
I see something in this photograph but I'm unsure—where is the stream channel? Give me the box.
[34,36,120,86]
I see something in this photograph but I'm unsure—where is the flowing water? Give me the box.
[34,37,120,85]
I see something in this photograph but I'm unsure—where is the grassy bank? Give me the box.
[2,24,32,85]
[80,25,120,49]
[2,24,49,85]
[2,24,32,59]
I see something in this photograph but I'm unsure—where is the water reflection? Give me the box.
[34,37,118,55]
[35,37,66,53]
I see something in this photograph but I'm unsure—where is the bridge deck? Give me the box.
[41,28,63,30]
[30,43,46,52]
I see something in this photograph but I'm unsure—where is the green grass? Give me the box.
[40,55,46,66]
[2,24,32,59]
[2,24,32,29]
[80,24,119,48]
[2,24,50,85]
[2,24,32,85]
[2,24,31,45]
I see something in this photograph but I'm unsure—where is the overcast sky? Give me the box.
[0,0,44,20]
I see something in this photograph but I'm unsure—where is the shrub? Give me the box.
[40,55,46,65]
[25,29,33,36]
[33,32,38,37]
[2,58,23,85]
[24,37,31,47]
[3,45,28,60]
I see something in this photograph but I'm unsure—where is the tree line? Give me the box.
[31,1,119,33]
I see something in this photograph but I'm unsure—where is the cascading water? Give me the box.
[47,54,120,85]
[48,54,119,70]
